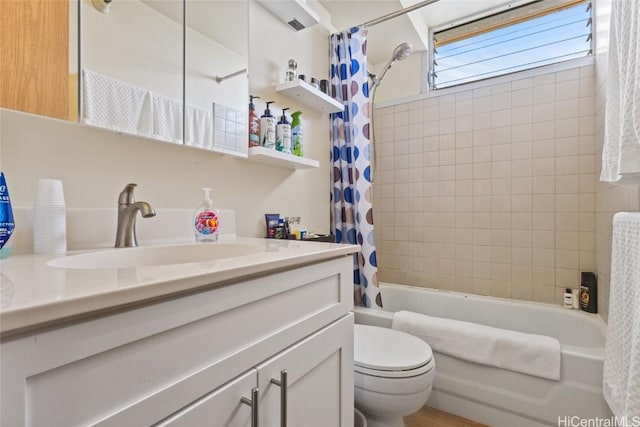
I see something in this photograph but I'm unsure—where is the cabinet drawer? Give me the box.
[1,257,353,427]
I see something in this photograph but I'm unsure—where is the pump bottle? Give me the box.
[276,108,291,153]
[260,101,276,149]
[291,111,303,157]
[0,172,15,259]
[248,95,260,147]
[194,187,220,242]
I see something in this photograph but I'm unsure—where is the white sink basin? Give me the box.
[46,243,263,269]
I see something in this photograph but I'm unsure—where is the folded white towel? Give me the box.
[82,69,152,137]
[392,310,561,381]
[185,105,213,149]
[603,213,640,417]
[151,94,183,144]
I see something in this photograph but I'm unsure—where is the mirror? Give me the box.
[81,0,184,143]
[185,0,248,154]
[1,0,249,155]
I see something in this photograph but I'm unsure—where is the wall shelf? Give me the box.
[275,80,344,114]
[248,146,319,169]
[208,145,248,159]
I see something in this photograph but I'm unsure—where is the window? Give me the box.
[429,0,593,89]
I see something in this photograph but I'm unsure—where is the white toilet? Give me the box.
[354,324,435,427]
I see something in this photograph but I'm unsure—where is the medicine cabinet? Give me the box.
[1,0,249,157]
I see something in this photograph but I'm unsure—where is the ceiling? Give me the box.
[141,0,248,55]
[140,0,521,68]
[318,0,519,65]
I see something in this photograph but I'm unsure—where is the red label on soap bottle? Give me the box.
[195,210,219,235]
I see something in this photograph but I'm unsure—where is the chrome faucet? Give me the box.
[115,183,156,248]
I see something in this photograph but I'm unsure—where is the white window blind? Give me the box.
[430,0,592,89]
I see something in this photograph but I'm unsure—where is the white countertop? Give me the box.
[0,238,359,337]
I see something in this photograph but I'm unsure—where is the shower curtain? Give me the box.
[330,28,382,309]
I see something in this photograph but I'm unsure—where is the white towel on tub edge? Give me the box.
[392,310,561,381]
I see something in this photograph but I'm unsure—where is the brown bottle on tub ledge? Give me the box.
[580,272,598,314]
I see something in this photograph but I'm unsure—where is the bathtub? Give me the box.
[354,283,612,427]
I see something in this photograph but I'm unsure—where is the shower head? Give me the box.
[92,0,112,14]
[371,42,413,90]
[368,42,414,184]
[392,42,413,61]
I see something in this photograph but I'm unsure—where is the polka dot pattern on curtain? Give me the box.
[329,28,382,309]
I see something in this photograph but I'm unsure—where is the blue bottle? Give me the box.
[0,173,15,259]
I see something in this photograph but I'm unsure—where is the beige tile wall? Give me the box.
[372,63,598,306]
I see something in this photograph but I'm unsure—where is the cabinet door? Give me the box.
[156,369,257,427]
[257,314,354,427]
[1,0,69,120]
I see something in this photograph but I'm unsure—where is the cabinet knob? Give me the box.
[270,370,288,427]
[240,387,259,427]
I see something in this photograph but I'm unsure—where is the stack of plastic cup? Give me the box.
[33,179,67,255]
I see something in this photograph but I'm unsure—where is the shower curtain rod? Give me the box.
[356,0,440,29]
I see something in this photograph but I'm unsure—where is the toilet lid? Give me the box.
[354,325,433,372]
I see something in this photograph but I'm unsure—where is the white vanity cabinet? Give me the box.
[160,315,353,427]
[157,369,257,426]
[257,315,353,427]
[0,256,355,427]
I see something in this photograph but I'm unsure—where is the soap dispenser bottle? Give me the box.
[194,187,219,242]
[260,101,276,149]
[248,95,260,148]
[276,108,291,153]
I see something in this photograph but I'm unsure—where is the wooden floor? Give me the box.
[404,405,489,427]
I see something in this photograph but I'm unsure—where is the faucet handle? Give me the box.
[118,183,137,205]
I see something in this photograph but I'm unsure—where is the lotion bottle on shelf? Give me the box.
[248,95,260,148]
[194,187,219,243]
[276,108,291,153]
[260,101,276,149]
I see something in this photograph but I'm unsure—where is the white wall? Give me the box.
[369,52,424,104]
[0,0,332,251]
[248,0,333,224]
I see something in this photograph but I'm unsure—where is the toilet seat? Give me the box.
[354,325,433,379]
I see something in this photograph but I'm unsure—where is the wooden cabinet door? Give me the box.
[1,0,69,119]
[257,314,354,427]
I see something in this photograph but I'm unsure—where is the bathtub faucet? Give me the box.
[114,183,156,248]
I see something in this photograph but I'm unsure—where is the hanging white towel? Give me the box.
[151,94,183,144]
[603,212,640,417]
[600,1,640,184]
[82,69,152,137]
[392,310,561,381]
[185,105,213,149]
